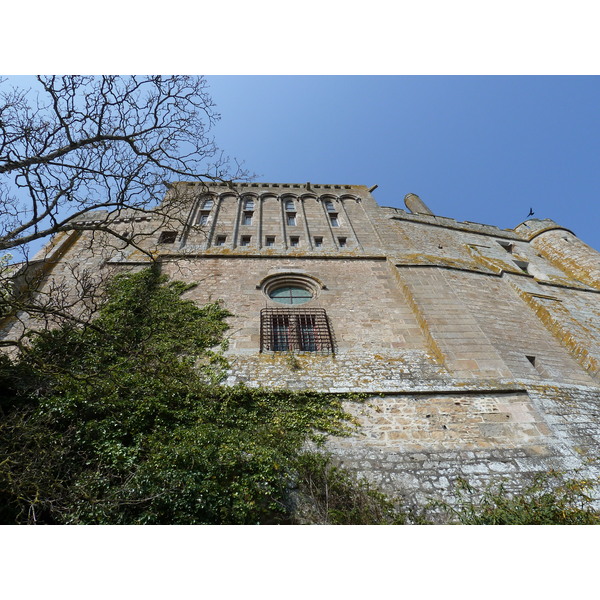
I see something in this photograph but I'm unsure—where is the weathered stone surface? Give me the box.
[4,181,600,506]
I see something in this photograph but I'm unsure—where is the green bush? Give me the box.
[433,472,600,525]
[2,267,598,525]
[0,267,354,524]
[291,452,408,524]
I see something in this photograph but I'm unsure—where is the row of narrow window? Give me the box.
[200,197,335,211]
[214,235,347,248]
[158,230,347,247]
[200,212,339,228]
[197,198,340,227]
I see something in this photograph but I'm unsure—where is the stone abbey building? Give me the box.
[6,181,600,503]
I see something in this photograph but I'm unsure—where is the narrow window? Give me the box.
[272,315,290,351]
[242,212,253,225]
[285,199,295,211]
[215,235,226,246]
[314,236,323,248]
[338,237,347,248]
[298,314,317,352]
[158,231,177,244]
[265,236,275,247]
[240,235,251,247]
[329,214,339,227]
[324,200,336,212]
[198,211,210,225]
[290,236,299,247]
[202,198,214,210]
[287,213,297,226]
[244,198,255,210]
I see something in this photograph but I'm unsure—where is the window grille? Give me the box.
[260,307,335,354]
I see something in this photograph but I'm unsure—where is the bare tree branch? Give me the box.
[0,75,248,344]
[0,75,246,255]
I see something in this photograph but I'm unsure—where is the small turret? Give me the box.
[515,218,600,289]
[404,193,434,216]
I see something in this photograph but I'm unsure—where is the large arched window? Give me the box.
[258,273,335,354]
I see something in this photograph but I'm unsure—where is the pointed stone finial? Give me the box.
[404,193,434,215]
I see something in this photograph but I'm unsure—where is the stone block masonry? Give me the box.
[4,183,600,508]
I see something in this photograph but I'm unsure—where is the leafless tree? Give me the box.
[0,75,246,345]
[0,75,243,257]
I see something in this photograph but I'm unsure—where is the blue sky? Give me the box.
[207,76,600,250]
[2,75,599,255]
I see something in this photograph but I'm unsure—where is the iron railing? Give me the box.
[260,307,335,354]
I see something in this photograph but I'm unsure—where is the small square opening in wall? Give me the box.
[158,231,177,244]
[314,236,323,248]
[513,260,529,273]
[240,236,251,247]
[290,236,299,247]
[265,236,275,247]
[497,240,514,253]
[526,354,549,378]
[215,235,226,246]
[338,237,347,248]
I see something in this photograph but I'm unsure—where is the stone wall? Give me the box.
[325,384,600,507]
[3,182,600,509]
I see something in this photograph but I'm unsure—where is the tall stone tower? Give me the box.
[4,181,600,504]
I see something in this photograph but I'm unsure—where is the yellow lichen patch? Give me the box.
[390,268,445,365]
[396,253,483,272]
[371,354,406,363]
[466,245,523,275]
[511,287,600,377]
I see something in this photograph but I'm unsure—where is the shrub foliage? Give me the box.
[434,472,600,525]
[1,267,598,525]
[0,267,353,524]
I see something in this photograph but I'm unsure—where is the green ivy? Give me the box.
[430,472,600,525]
[0,267,354,524]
